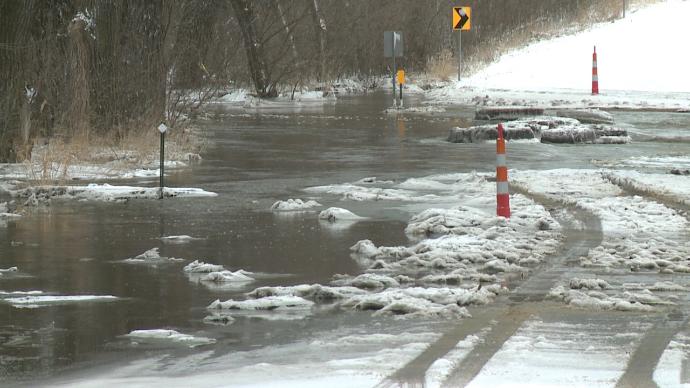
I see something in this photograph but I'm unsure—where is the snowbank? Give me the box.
[462,1,690,93]
[425,2,690,110]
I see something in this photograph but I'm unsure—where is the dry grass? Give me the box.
[426,50,457,82]
[23,123,205,185]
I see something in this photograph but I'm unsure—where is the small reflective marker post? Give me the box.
[158,123,168,199]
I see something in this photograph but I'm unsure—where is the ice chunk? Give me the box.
[125,329,215,347]
[318,207,365,222]
[270,198,322,211]
[123,247,183,264]
[183,260,225,273]
[4,295,118,308]
[207,295,314,311]
[161,235,201,244]
[201,270,254,283]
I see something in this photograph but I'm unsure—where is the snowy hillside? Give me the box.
[464,0,690,93]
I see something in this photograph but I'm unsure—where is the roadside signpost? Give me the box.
[452,7,471,81]
[384,31,403,107]
[158,123,167,199]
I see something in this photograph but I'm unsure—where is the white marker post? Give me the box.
[158,123,168,199]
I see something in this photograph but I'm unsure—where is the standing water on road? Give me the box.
[2,92,690,386]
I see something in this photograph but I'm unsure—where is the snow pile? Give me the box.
[123,248,183,264]
[160,235,201,244]
[13,184,217,203]
[3,294,118,308]
[352,200,561,283]
[125,329,215,347]
[270,198,322,211]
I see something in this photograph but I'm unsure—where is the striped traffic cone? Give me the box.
[496,123,510,218]
[592,46,599,95]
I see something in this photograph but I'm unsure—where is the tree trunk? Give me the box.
[277,2,299,62]
[310,0,327,82]
[67,16,90,138]
[230,0,276,98]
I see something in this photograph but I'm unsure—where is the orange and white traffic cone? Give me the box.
[496,123,510,218]
[592,46,599,95]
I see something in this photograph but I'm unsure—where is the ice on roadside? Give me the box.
[548,285,670,312]
[125,329,215,347]
[161,235,202,244]
[447,116,629,144]
[270,198,322,211]
[13,184,217,204]
[122,248,184,264]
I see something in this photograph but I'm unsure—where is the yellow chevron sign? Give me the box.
[453,7,471,31]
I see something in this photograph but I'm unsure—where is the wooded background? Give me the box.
[0,0,639,162]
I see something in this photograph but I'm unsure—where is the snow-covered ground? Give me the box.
[426,0,690,110]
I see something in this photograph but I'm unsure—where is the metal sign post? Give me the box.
[452,7,471,82]
[397,69,405,107]
[384,31,403,108]
[158,123,168,199]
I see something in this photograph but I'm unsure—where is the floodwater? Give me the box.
[1,91,690,385]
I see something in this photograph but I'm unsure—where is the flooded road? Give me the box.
[2,92,690,385]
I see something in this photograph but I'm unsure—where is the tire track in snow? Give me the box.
[603,173,690,388]
[376,186,604,387]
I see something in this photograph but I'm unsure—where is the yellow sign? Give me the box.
[453,7,471,31]
[397,69,405,85]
